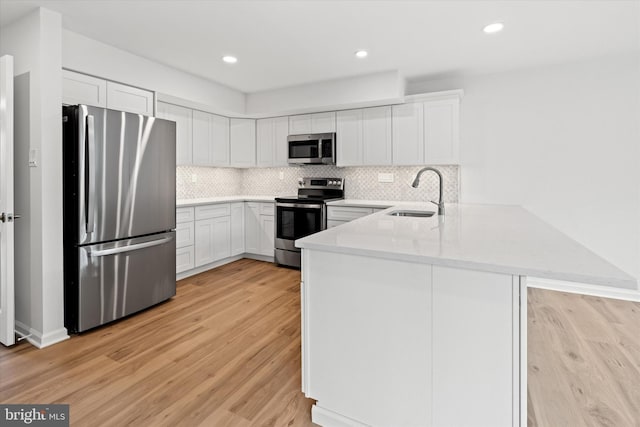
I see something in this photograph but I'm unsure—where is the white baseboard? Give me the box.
[528,277,640,302]
[312,405,368,427]
[176,253,276,281]
[14,321,69,348]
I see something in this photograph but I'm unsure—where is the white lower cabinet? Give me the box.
[176,207,195,273]
[245,202,275,256]
[259,215,275,257]
[176,247,195,274]
[178,201,274,276]
[230,203,245,255]
[195,216,231,267]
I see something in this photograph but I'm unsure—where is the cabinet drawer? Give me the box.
[176,207,194,224]
[176,221,194,248]
[260,203,275,216]
[176,246,195,274]
[327,206,374,221]
[195,203,231,220]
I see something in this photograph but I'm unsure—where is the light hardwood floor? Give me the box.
[1,260,638,426]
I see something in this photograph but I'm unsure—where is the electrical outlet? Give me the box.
[279,171,284,180]
[191,174,198,183]
[378,173,394,183]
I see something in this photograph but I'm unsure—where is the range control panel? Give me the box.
[298,177,344,189]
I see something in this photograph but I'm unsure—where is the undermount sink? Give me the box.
[387,210,436,218]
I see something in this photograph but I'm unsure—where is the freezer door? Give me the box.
[77,105,176,245]
[76,232,176,332]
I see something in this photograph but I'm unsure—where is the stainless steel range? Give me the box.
[275,177,344,268]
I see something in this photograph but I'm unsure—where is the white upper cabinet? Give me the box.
[192,110,214,166]
[423,98,459,165]
[289,112,336,134]
[62,70,153,115]
[105,81,153,115]
[363,106,392,165]
[338,106,392,166]
[289,114,312,135]
[392,94,460,165]
[273,116,289,166]
[257,116,290,167]
[392,102,424,165]
[192,110,230,167]
[256,118,275,167]
[62,70,106,107]
[311,112,336,133]
[230,118,256,168]
[211,114,230,166]
[336,109,363,166]
[157,102,193,165]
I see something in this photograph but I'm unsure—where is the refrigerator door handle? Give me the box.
[86,114,96,234]
[87,236,173,257]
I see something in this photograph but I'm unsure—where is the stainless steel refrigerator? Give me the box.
[62,104,176,333]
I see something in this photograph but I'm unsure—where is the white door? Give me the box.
[0,55,15,346]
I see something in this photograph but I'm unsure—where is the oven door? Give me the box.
[276,202,325,251]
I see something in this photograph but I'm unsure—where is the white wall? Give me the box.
[246,70,404,115]
[0,8,67,346]
[62,30,246,115]
[408,53,640,283]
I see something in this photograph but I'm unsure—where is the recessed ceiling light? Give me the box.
[355,50,368,59]
[222,55,238,64]
[483,22,504,34]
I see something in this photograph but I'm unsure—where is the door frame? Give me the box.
[0,54,15,346]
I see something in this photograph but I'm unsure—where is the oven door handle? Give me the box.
[276,202,324,209]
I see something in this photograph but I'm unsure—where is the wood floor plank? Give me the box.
[2,261,638,427]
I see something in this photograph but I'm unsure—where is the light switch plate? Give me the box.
[191,174,197,183]
[378,173,394,183]
[29,148,38,167]
[279,171,284,180]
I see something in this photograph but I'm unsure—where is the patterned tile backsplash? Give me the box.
[178,165,459,203]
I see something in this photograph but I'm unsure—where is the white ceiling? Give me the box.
[1,0,638,93]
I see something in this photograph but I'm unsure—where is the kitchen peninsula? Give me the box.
[296,203,636,427]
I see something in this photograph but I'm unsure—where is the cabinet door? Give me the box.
[392,102,424,166]
[336,109,363,166]
[194,218,215,267]
[256,118,274,167]
[289,114,312,135]
[176,221,194,249]
[211,114,230,166]
[363,106,392,165]
[230,118,256,167]
[157,102,193,165]
[424,99,459,164]
[230,203,245,256]
[192,110,214,166]
[212,216,231,261]
[62,70,106,107]
[106,81,154,115]
[259,215,275,257]
[273,116,290,167]
[244,203,260,254]
[176,246,195,274]
[312,112,336,133]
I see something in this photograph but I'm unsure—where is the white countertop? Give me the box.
[327,199,404,208]
[296,203,637,289]
[177,195,275,207]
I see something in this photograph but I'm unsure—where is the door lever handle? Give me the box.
[0,212,21,223]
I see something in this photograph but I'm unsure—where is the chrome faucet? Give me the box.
[411,167,445,216]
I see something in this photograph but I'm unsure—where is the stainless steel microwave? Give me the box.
[287,133,336,165]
